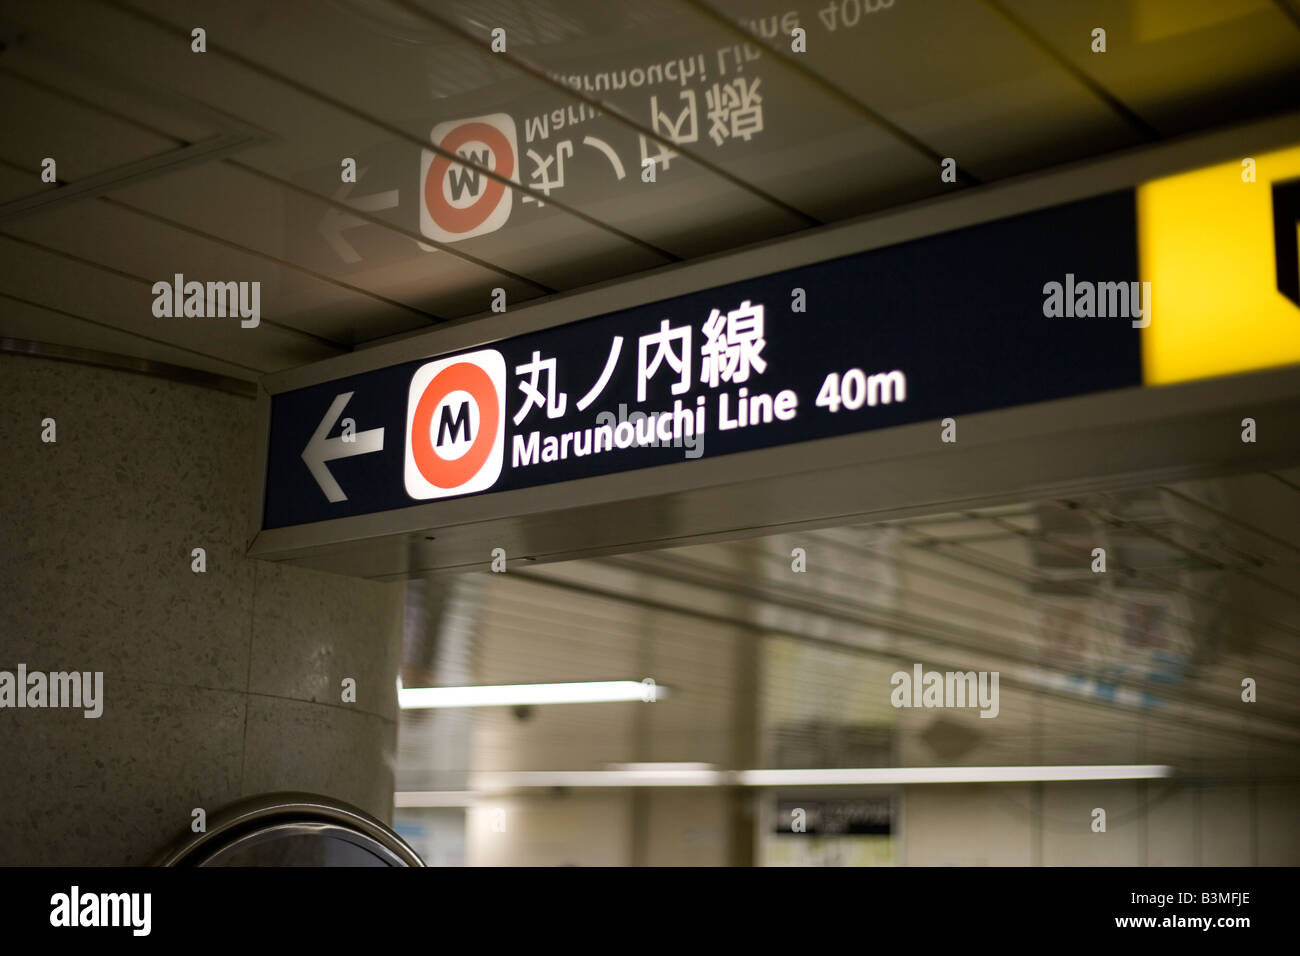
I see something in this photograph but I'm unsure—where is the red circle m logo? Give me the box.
[404,349,507,499]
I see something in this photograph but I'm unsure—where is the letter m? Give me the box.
[51,672,80,709]
[448,150,489,201]
[1274,177,1300,309]
[946,671,977,708]
[867,371,907,406]
[436,401,471,446]
[102,893,130,926]
[1096,281,1128,318]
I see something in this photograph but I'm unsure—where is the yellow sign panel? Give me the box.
[1138,143,1300,385]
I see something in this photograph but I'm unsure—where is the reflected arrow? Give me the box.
[319,178,400,264]
[302,392,385,503]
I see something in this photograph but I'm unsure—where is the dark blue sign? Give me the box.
[263,190,1141,529]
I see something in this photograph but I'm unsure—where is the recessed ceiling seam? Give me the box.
[979,0,1163,141]
[0,290,265,374]
[0,220,349,353]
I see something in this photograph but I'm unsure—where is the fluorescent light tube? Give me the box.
[458,764,1174,791]
[399,680,667,709]
[734,765,1174,786]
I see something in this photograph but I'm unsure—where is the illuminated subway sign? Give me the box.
[261,190,1142,530]
[505,300,902,471]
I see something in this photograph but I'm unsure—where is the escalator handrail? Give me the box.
[153,791,425,867]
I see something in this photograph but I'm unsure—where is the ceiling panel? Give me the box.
[1001,0,1300,135]
[0,69,182,181]
[705,0,1148,180]
[429,0,943,221]
[0,54,220,146]
[0,161,35,204]
[95,0,675,270]
[127,0,815,258]
[3,0,673,294]
[0,0,1296,378]
[0,234,339,372]
[2,195,436,345]
[104,161,543,322]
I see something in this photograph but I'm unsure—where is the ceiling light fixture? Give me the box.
[457,764,1174,791]
[398,679,667,709]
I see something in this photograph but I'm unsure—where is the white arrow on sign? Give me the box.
[319,178,400,264]
[302,392,385,503]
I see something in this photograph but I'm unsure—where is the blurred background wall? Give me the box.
[398,778,1299,866]
[394,495,1300,866]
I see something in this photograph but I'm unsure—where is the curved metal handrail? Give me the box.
[153,792,425,867]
